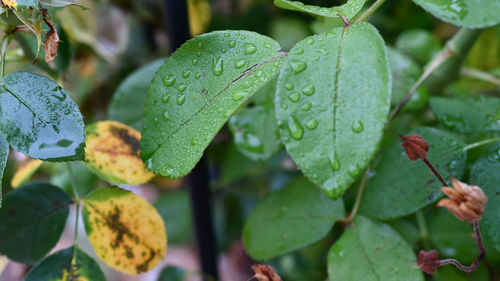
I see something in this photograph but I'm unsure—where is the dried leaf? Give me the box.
[42,13,59,62]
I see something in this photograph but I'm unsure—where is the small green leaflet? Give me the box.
[0,72,85,161]
[412,0,500,28]
[0,135,8,208]
[328,216,424,281]
[276,23,391,199]
[141,30,286,178]
[25,247,106,281]
[243,177,344,260]
[274,0,366,20]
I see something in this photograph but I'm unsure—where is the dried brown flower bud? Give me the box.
[437,178,487,223]
[251,264,282,281]
[417,250,440,274]
[400,134,429,161]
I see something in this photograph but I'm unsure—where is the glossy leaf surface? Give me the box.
[228,80,281,161]
[274,0,366,19]
[0,72,85,161]
[327,216,424,281]
[25,247,106,281]
[82,187,167,274]
[412,0,500,28]
[276,23,391,199]
[108,58,165,130]
[141,30,286,178]
[243,177,344,260]
[430,96,500,134]
[0,182,71,264]
[359,127,466,220]
[84,121,154,185]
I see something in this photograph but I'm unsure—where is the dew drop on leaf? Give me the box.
[284,83,294,90]
[288,92,300,102]
[177,94,186,105]
[288,115,304,140]
[163,75,176,86]
[302,84,315,96]
[234,59,246,69]
[351,120,364,133]
[329,153,341,171]
[290,59,306,74]
[212,57,224,76]
[302,102,312,111]
[306,118,318,130]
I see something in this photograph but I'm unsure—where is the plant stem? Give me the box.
[422,158,447,186]
[354,0,387,24]
[461,67,500,86]
[67,163,81,269]
[439,223,485,272]
[0,36,10,78]
[416,210,431,249]
[347,169,369,222]
[67,162,80,201]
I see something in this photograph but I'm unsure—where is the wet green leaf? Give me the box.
[243,177,344,260]
[469,150,500,252]
[229,80,282,161]
[108,58,165,130]
[276,23,391,199]
[388,47,429,111]
[0,135,7,208]
[395,29,442,64]
[274,0,366,20]
[412,0,500,28]
[327,216,424,281]
[82,187,167,274]
[359,127,466,220]
[141,30,286,178]
[0,182,71,264]
[25,246,106,281]
[0,72,85,161]
[430,96,500,134]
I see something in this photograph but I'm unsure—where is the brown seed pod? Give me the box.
[399,133,429,161]
[438,178,487,223]
[417,250,440,274]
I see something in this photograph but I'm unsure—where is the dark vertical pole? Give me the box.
[162,1,219,280]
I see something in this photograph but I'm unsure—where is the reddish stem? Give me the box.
[422,158,447,187]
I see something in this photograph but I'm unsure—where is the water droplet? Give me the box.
[198,42,203,48]
[232,89,250,101]
[241,35,247,40]
[228,40,236,48]
[154,117,159,124]
[295,47,304,54]
[264,43,271,48]
[329,153,340,171]
[191,137,200,146]
[177,94,185,105]
[282,104,288,110]
[244,43,257,55]
[306,38,314,45]
[305,119,318,130]
[290,59,306,74]
[177,84,186,92]
[284,83,294,90]
[212,57,223,76]
[287,115,304,140]
[302,102,312,111]
[182,71,191,78]
[192,59,198,65]
[163,75,176,86]
[162,111,169,121]
[224,33,230,37]
[302,84,315,96]
[196,52,202,57]
[288,92,300,102]
[222,48,227,53]
[234,59,246,69]
[162,94,170,103]
[351,120,364,133]
[195,73,201,79]
[348,165,360,177]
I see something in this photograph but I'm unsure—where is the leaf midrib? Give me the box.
[0,82,50,127]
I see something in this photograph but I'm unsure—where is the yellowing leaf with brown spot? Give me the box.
[2,0,17,8]
[84,121,154,185]
[82,187,167,274]
[11,158,43,188]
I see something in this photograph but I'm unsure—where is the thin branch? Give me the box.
[354,0,387,24]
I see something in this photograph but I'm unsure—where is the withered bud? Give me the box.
[437,178,487,223]
[400,133,429,161]
[417,250,440,274]
[251,264,282,281]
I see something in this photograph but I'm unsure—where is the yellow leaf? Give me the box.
[82,187,167,274]
[2,0,17,9]
[84,121,154,185]
[188,0,211,36]
[11,158,43,188]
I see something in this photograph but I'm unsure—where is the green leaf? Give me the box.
[12,8,43,60]
[141,30,286,178]
[0,135,8,208]
[0,182,71,264]
[158,266,187,281]
[395,28,442,64]
[274,0,366,20]
[469,150,500,252]
[0,72,85,161]
[243,177,344,260]
[154,191,193,244]
[40,0,83,7]
[25,246,106,281]
[327,216,424,281]
[228,80,282,161]
[412,0,500,28]
[430,96,500,134]
[388,47,429,112]
[276,23,391,199]
[108,58,165,130]
[359,127,466,220]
